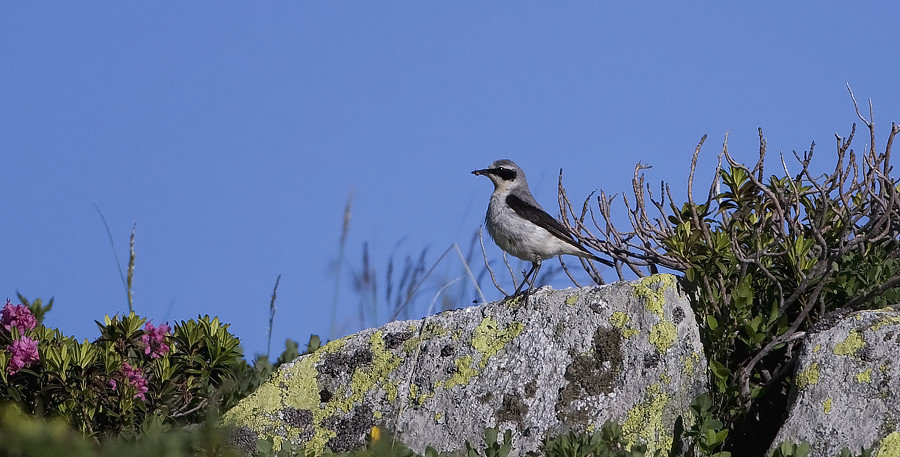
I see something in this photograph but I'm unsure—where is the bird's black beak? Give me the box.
[472,168,492,176]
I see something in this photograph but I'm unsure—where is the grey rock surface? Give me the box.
[222,274,708,455]
[771,310,900,456]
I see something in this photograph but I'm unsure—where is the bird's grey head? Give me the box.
[472,159,530,192]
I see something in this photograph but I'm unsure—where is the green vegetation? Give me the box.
[567,94,900,453]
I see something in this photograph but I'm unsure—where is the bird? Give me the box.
[472,159,612,295]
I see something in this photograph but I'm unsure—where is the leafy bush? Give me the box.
[1,295,245,438]
[563,95,900,452]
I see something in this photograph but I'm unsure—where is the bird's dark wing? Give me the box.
[506,194,584,249]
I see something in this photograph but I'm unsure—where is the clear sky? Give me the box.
[3,3,899,359]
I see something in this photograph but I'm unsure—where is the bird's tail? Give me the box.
[575,249,614,268]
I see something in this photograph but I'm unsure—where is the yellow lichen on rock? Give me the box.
[833,329,865,356]
[621,383,672,454]
[632,274,676,318]
[875,432,900,457]
[609,312,639,339]
[795,362,820,389]
[472,317,524,369]
[649,321,676,354]
[856,368,872,383]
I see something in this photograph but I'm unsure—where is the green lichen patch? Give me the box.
[221,349,328,452]
[649,321,676,353]
[620,383,672,454]
[681,352,701,376]
[833,329,865,356]
[401,321,449,353]
[876,431,900,457]
[408,383,434,406]
[472,317,524,369]
[440,355,478,389]
[856,368,872,383]
[632,274,676,318]
[609,312,639,339]
[566,294,579,305]
[823,398,832,414]
[870,314,900,332]
[795,362,820,389]
[345,332,402,406]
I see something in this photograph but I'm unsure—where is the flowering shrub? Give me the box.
[0,299,41,379]
[1,298,38,332]
[110,361,149,401]
[6,336,39,375]
[0,295,245,438]
[140,322,170,359]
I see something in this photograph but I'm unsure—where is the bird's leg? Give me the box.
[513,260,541,296]
[528,260,542,289]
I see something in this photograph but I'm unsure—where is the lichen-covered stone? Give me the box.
[222,274,707,455]
[772,310,900,456]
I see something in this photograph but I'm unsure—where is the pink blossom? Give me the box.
[7,336,39,375]
[1,299,37,332]
[140,322,170,359]
[111,361,149,401]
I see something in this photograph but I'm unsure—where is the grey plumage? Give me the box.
[472,159,610,294]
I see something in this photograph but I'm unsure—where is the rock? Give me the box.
[222,274,708,455]
[771,310,900,456]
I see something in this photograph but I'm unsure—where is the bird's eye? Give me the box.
[495,167,517,181]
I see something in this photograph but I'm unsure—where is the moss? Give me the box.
[649,321,676,353]
[632,274,676,318]
[495,393,527,424]
[795,362,820,389]
[472,317,524,369]
[823,398,832,414]
[875,432,900,457]
[556,327,624,422]
[323,405,374,453]
[856,368,872,383]
[524,379,537,398]
[833,329,865,356]
[620,383,672,454]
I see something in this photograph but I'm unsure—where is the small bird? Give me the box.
[472,159,611,295]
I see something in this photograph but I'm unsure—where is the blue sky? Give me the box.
[3,3,898,359]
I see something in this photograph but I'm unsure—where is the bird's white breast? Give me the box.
[485,191,582,261]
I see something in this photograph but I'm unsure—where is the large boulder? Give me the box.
[771,310,900,456]
[222,274,708,455]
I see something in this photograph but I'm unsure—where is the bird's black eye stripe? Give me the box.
[495,167,517,181]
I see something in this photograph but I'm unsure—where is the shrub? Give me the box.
[564,95,900,453]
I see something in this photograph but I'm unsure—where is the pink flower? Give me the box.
[7,336,39,375]
[111,361,149,401]
[140,322,170,359]
[1,299,37,332]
